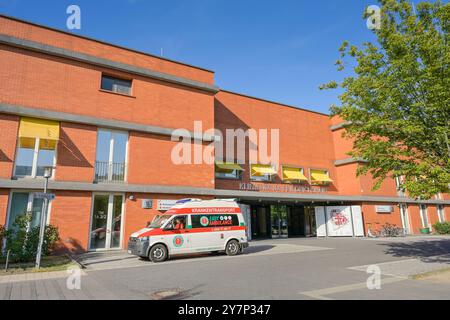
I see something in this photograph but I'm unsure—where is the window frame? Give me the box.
[5,190,52,232]
[214,161,244,181]
[94,128,129,182]
[250,163,276,182]
[281,165,307,184]
[419,204,430,228]
[100,74,133,96]
[437,205,446,223]
[13,137,57,179]
[309,168,332,186]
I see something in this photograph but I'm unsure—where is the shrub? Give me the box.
[433,222,450,235]
[3,214,60,263]
[0,224,5,247]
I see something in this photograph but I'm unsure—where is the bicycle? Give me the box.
[368,223,405,238]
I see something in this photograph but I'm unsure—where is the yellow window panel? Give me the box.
[311,170,333,183]
[39,139,58,150]
[215,163,244,173]
[19,117,60,141]
[19,137,36,149]
[283,167,308,181]
[251,164,277,176]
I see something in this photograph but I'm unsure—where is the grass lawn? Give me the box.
[0,255,78,275]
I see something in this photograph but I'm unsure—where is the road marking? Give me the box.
[299,276,407,300]
[348,254,450,278]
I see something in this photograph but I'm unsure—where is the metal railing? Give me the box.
[94,162,126,182]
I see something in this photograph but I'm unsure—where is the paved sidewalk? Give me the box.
[0,237,449,300]
[348,254,450,278]
[0,269,86,284]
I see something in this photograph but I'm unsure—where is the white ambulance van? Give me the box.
[127,199,249,262]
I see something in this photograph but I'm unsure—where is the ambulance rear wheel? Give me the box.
[226,240,240,256]
[149,244,168,263]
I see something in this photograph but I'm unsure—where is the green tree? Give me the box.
[321,0,450,199]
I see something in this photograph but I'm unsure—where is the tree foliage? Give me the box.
[321,0,450,199]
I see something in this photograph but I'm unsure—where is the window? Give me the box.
[250,164,277,182]
[101,75,132,95]
[395,176,406,195]
[172,216,187,230]
[282,166,308,184]
[399,204,410,234]
[191,214,240,228]
[310,169,333,186]
[7,192,48,231]
[94,129,128,182]
[419,204,430,228]
[215,163,244,180]
[438,205,446,223]
[14,118,59,178]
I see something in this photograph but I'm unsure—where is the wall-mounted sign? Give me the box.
[157,200,178,211]
[376,205,393,214]
[141,199,153,209]
[33,192,56,201]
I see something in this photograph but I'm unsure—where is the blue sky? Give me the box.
[0,0,384,114]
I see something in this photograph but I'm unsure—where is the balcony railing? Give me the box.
[94,162,126,182]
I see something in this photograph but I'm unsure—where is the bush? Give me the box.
[0,224,5,246]
[433,222,450,235]
[2,214,60,263]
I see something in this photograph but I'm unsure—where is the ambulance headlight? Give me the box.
[138,236,150,242]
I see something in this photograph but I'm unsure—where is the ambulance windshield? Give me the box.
[148,215,172,228]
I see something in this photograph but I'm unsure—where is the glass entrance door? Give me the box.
[270,205,288,239]
[89,194,124,250]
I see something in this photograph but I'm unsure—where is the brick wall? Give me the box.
[0,15,214,85]
[0,189,9,226]
[0,45,215,132]
[0,114,19,179]
[49,191,92,253]
[127,132,215,188]
[361,203,403,234]
[56,122,97,182]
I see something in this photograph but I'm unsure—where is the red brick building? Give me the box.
[0,15,448,252]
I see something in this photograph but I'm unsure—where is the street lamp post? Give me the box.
[35,166,53,269]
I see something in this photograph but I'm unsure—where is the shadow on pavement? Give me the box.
[168,245,275,262]
[381,240,450,263]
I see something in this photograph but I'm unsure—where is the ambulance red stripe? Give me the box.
[140,226,246,237]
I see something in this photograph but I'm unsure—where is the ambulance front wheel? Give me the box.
[149,244,168,263]
[225,240,241,256]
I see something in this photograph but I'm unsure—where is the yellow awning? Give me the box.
[18,117,60,150]
[283,167,308,181]
[19,117,60,140]
[215,163,244,173]
[251,164,277,176]
[311,170,333,183]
